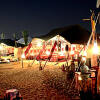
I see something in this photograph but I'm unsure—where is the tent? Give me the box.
[23,38,45,60]
[23,35,71,61]
[0,43,14,56]
[22,35,86,62]
[16,37,32,45]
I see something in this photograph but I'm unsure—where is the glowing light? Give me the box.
[37,42,42,47]
[77,72,81,75]
[93,41,98,54]
[74,54,78,59]
[0,46,2,50]
[46,51,50,55]
[21,53,25,58]
[96,0,100,8]
[4,58,10,62]
[30,53,34,56]
[82,57,86,62]
[59,52,64,56]
[83,51,87,57]
[70,51,74,55]
[91,72,95,77]
[78,75,82,81]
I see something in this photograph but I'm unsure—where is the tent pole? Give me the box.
[30,41,47,67]
[42,41,57,69]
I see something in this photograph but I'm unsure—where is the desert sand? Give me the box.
[0,60,79,100]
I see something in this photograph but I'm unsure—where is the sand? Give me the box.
[0,60,80,100]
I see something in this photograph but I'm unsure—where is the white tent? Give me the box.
[16,37,32,45]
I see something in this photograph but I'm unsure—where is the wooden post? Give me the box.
[90,12,98,67]
[21,58,23,68]
[97,65,100,94]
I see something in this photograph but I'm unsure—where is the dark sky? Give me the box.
[0,0,98,39]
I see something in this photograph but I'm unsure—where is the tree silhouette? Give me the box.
[22,30,28,46]
[1,32,5,39]
[13,33,17,47]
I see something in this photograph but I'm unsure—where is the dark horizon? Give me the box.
[0,0,99,39]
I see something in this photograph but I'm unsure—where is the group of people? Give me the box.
[4,90,23,100]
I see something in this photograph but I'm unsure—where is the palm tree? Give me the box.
[13,33,17,47]
[1,32,5,39]
[22,30,28,46]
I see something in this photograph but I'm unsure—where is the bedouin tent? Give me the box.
[22,35,71,62]
[16,36,32,45]
[22,35,86,62]
[0,43,14,56]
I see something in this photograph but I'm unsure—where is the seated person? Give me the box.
[79,60,90,80]
[80,63,89,74]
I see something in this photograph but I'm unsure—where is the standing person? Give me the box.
[78,55,82,67]
[68,60,75,79]
[97,55,100,67]
[70,60,75,73]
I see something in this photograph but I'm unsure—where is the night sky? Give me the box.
[0,0,99,39]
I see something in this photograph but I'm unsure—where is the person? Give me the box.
[70,60,75,72]
[78,55,82,67]
[13,92,23,100]
[67,60,75,79]
[79,60,90,74]
[97,55,100,67]
[78,60,92,100]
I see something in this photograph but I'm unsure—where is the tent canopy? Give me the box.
[17,37,32,45]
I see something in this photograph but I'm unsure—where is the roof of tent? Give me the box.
[31,38,45,45]
[0,39,25,47]
[39,24,91,44]
[46,35,71,45]
[17,37,32,45]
